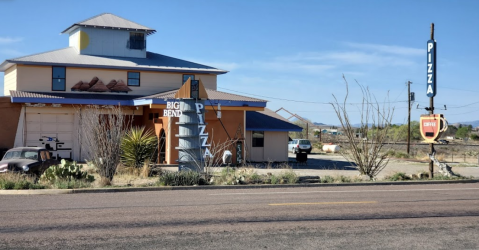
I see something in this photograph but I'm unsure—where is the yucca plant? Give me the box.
[121,126,158,169]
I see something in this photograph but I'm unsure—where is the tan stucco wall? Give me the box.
[4,65,17,96]
[246,130,289,162]
[16,65,51,92]
[0,97,22,149]
[14,65,218,95]
[264,131,289,162]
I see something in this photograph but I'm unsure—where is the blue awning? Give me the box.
[246,111,303,132]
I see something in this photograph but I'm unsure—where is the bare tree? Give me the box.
[78,105,132,186]
[331,76,394,180]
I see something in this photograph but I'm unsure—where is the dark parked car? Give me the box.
[0,147,59,177]
[438,139,449,144]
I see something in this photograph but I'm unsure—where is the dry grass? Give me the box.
[0,173,45,189]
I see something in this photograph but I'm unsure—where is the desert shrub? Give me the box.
[337,175,351,183]
[247,172,263,184]
[211,167,263,185]
[321,175,335,183]
[385,172,412,181]
[214,167,239,185]
[319,175,359,183]
[264,171,298,184]
[270,174,280,184]
[0,173,45,190]
[158,170,203,186]
[394,151,409,158]
[40,160,95,183]
[50,179,94,189]
[279,170,298,184]
[431,174,467,180]
[385,149,396,157]
[121,127,157,169]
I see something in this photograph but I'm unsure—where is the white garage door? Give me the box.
[25,113,74,160]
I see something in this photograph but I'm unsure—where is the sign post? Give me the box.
[427,23,436,178]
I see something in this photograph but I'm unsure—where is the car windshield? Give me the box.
[299,140,311,145]
[2,150,38,160]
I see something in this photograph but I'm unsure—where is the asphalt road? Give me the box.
[1,183,479,250]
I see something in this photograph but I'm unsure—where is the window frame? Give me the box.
[52,66,66,91]
[127,71,141,86]
[129,32,145,50]
[252,131,264,147]
[182,74,195,85]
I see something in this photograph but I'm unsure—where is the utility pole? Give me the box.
[429,23,435,179]
[407,81,412,155]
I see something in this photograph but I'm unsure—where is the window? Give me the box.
[252,131,264,147]
[182,74,195,85]
[52,67,66,91]
[24,151,38,160]
[128,72,140,86]
[149,113,159,120]
[129,32,145,50]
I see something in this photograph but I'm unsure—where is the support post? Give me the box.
[407,81,412,155]
[429,23,435,179]
[306,123,309,139]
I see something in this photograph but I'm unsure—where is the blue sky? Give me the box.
[1,0,478,125]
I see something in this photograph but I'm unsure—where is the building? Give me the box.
[0,13,301,165]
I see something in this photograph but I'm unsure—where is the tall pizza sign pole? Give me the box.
[427,23,436,178]
[420,23,449,178]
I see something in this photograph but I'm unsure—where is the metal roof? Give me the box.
[140,88,267,102]
[9,90,143,105]
[9,89,267,107]
[0,47,228,74]
[61,13,156,35]
[246,109,303,132]
[10,90,142,100]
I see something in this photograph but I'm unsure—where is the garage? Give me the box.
[25,112,74,160]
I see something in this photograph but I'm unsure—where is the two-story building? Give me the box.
[0,13,301,165]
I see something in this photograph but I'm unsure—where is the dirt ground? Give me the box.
[87,151,479,188]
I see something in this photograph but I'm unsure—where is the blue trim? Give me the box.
[11,96,267,108]
[12,97,133,105]
[148,98,266,107]
[246,128,303,132]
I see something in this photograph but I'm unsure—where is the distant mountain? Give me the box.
[453,120,479,128]
[313,122,325,126]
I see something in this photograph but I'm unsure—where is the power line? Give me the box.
[218,87,408,105]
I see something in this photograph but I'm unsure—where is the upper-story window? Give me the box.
[52,67,66,91]
[183,74,195,85]
[128,72,140,86]
[129,32,145,50]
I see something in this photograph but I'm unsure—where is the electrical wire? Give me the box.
[218,87,408,105]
